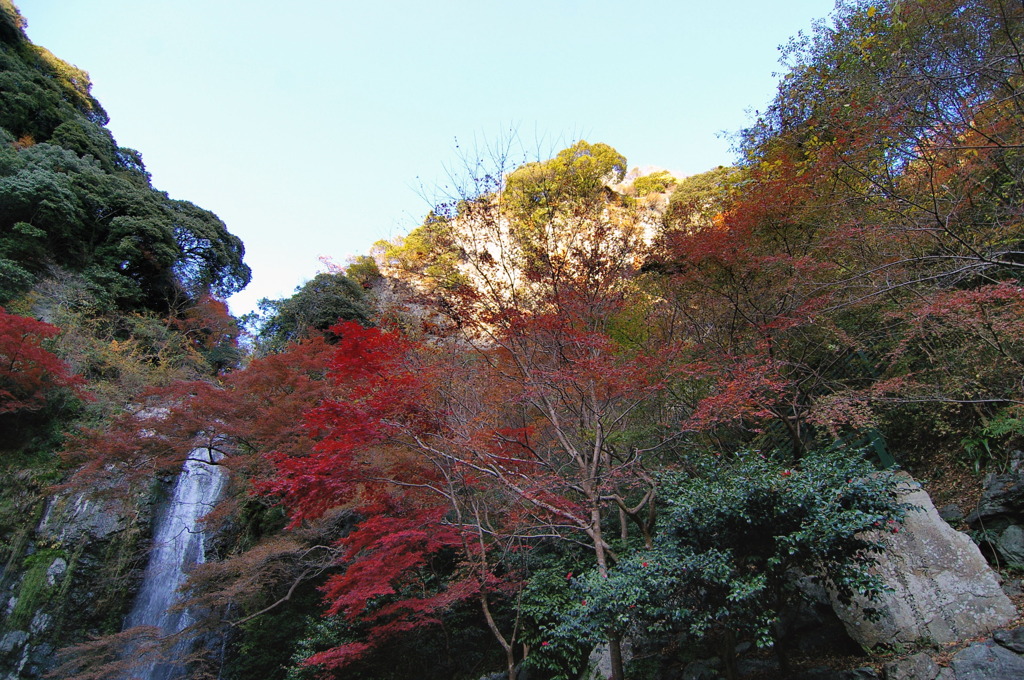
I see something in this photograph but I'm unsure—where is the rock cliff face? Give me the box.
[831,476,1016,648]
[0,483,154,679]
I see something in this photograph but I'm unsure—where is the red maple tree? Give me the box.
[0,307,84,415]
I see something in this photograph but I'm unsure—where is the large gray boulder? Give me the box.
[966,452,1024,530]
[948,641,1024,680]
[993,627,1024,654]
[832,476,1015,648]
[967,458,1024,568]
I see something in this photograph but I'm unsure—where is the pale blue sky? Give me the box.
[15,0,836,315]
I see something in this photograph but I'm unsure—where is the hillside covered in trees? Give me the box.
[2,0,1024,679]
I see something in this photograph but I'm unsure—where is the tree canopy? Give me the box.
[0,5,249,311]
[253,272,374,351]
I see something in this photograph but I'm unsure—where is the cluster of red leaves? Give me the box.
[507,310,670,408]
[252,322,521,671]
[679,354,792,432]
[279,309,676,672]
[893,282,1024,338]
[874,282,1024,403]
[168,294,237,352]
[263,322,432,526]
[0,307,84,414]
[306,504,481,671]
[64,335,336,491]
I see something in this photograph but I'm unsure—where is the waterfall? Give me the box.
[123,448,228,680]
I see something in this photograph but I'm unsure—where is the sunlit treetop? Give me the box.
[503,140,627,225]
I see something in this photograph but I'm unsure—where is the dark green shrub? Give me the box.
[551,447,908,676]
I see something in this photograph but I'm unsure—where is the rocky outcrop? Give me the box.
[967,454,1024,569]
[0,486,152,680]
[870,628,1024,680]
[944,640,1024,680]
[36,490,134,544]
[831,475,1015,648]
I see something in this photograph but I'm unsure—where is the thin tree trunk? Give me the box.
[479,590,516,680]
[590,504,624,680]
[773,588,790,675]
[608,634,625,680]
[774,639,791,676]
[721,628,738,680]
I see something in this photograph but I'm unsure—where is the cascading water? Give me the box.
[122,448,227,680]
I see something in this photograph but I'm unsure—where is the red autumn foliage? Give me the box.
[0,307,84,415]
[169,294,237,352]
[263,322,428,526]
[304,502,489,672]
[254,322,526,674]
[266,278,681,677]
[63,335,336,491]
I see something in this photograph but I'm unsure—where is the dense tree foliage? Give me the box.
[503,140,627,225]
[0,3,249,310]
[558,449,905,678]
[645,0,1024,464]
[661,165,737,230]
[630,169,675,197]
[254,272,373,351]
[0,0,107,141]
